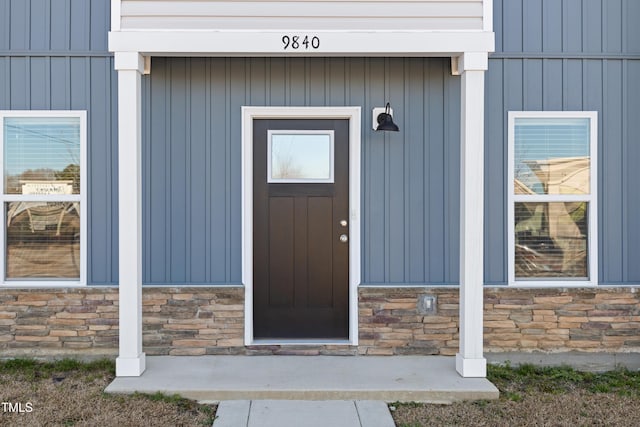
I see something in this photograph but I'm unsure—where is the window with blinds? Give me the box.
[508,112,597,285]
[0,112,86,284]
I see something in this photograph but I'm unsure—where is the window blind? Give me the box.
[4,117,81,195]
[514,118,590,195]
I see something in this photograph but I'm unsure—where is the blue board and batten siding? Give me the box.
[143,58,461,286]
[486,0,640,285]
[0,0,119,285]
[0,0,639,286]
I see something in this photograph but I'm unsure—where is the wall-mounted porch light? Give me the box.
[372,103,399,132]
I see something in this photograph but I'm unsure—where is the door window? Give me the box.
[267,130,334,183]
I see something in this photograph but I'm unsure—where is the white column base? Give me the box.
[116,354,146,377]
[456,353,487,378]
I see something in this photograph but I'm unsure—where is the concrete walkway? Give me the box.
[106,355,498,403]
[213,400,395,427]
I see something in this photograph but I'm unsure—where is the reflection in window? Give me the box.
[1,112,85,283]
[269,132,333,182]
[4,117,81,195]
[509,112,596,284]
[5,202,80,279]
[515,202,587,279]
[514,118,590,195]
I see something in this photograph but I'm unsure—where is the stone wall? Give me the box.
[0,286,638,358]
[358,288,460,356]
[0,287,246,358]
[142,288,244,356]
[359,287,640,355]
[483,288,640,353]
[0,288,120,358]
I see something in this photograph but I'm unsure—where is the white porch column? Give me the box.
[456,52,488,378]
[115,52,146,377]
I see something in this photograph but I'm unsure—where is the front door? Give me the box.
[253,119,349,339]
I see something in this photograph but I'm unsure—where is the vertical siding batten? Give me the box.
[0,58,6,108]
[602,59,624,282]
[50,0,70,51]
[625,59,640,281]
[230,59,244,283]
[0,0,9,50]
[368,58,385,283]
[30,0,47,51]
[70,0,90,51]
[445,60,460,284]
[484,57,505,284]
[188,59,204,282]
[203,59,211,282]
[388,58,405,283]
[406,58,424,282]
[429,60,447,282]
[10,57,28,109]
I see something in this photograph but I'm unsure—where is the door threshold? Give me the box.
[250,339,353,346]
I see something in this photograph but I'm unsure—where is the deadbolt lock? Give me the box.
[340,220,348,227]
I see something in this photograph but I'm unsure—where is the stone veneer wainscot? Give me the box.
[0,287,638,358]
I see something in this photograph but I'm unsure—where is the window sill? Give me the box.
[506,281,597,288]
[1,281,85,289]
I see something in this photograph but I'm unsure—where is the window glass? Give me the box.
[5,202,80,279]
[269,132,333,182]
[514,118,590,195]
[4,117,81,195]
[514,202,588,279]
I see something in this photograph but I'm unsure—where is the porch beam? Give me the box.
[456,52,488,378]
[108,30,494,57]
[115,51,145,377]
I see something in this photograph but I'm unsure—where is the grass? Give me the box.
[391,363,640,427]
[0,358,115,379]
[132,390,217,421]
[0,358,217,426]
[487,362,640,396]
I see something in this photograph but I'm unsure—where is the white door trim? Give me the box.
[241,106,361,346]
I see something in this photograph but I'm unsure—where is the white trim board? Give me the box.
[109,30,494,57]
[241,106,361,346]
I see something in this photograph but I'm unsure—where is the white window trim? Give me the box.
[241,106,361,346]
[507,111,598,287]
[0,110,87,287]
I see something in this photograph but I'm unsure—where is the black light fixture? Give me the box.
[375,102,399,132]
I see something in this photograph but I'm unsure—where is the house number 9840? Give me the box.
[282,35,320,50]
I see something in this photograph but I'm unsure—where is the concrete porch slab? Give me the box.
[105,355,499,403]
[105,356,498,403]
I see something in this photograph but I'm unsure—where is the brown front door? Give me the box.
[253,119,349,339]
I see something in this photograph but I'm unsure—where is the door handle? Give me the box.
[339,234,348,243]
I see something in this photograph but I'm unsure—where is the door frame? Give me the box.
[241,106,361,345]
